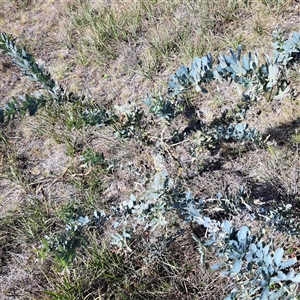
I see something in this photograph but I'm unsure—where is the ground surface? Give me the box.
[1,0,300,299]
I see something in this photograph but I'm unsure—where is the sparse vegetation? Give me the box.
[1,0,300,299]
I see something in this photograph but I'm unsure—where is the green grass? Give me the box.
[65,0,259,75]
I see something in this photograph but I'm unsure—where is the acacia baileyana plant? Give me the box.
[1,30,300,299]
[1,30,300,147]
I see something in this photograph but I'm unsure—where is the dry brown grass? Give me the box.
[1,0,300,299]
